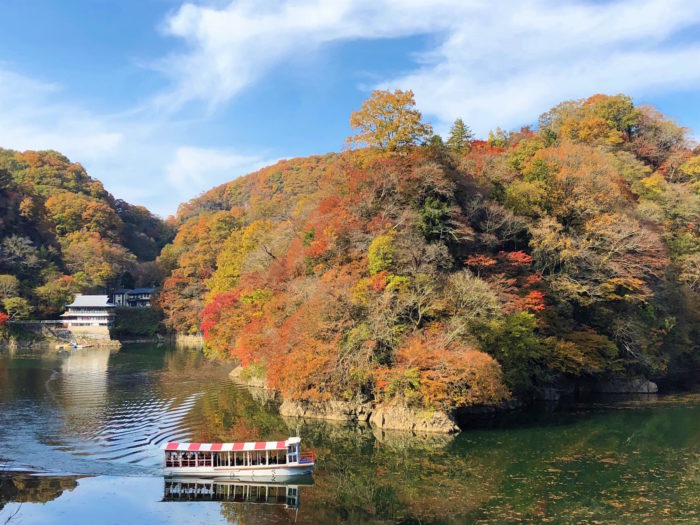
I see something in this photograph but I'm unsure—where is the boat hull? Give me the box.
[164,463,314,481]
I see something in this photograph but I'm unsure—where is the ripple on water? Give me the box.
[0,347,234,477]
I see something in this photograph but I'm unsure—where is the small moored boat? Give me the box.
[56,341,94,350]
[162,437,315,480]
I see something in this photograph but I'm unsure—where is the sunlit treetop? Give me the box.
[346,89,433,152]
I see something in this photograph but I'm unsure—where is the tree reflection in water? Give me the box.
[0,346,697,524]
[166,352,700,524]
[0,473,80,512]
[58,348,111,436]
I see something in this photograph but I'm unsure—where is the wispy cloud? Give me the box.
[160,0,700,134]
[0,67,123,158]
[166,146,270,195]
[155,0,437,109]
[2,0,700,218]
[0,64,273,217]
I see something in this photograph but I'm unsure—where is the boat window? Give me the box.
[180,452,195,467]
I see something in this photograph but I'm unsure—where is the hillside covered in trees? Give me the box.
[0,149,173,321]
[158,92,700,410]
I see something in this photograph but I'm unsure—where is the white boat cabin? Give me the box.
[162,437,314,479]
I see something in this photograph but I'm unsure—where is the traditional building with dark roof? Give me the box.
[112,288,156,308]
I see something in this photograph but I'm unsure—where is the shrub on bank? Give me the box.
[111,307,163,338]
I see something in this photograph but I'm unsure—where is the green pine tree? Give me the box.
[447,118,473,153]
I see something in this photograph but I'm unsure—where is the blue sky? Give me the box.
[1,0,699,217]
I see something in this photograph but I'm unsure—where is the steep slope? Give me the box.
[0,149,173,318]
[159,94,700,410]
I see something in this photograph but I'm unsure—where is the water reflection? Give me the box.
[59,348,111,434]
[163,476,313,509]
[0,345,699,524]
[0,345,242,476]
[0,473,80,512]
[290,394,700,524]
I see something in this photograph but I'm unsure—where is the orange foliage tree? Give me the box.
[155,92,700,406]
[377,333,510,409]
[347,89,433,151]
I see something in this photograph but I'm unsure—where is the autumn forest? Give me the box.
[2,92,700,412]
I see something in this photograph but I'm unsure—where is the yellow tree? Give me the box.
[347,89,432,151]
[206,220,273,297]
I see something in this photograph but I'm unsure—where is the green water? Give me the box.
[0,344,698,524]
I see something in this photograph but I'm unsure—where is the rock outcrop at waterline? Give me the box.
[229,365,267,389]
[587,377,659,394]
[230,370,461,433]
[231,368,478,433]
[230,367,663,433]
[279,399,372,422]
[278,399,459,433]
[369,403,460,433]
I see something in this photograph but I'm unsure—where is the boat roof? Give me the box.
[161,438,299,452]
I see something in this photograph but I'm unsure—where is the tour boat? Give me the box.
[162,437,315,480]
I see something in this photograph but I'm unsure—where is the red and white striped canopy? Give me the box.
[162,441,288,452]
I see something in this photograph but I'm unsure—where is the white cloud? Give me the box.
[160,0,700,135]
[386,1,700,136]
[3,0,700,219]
[0,65,272,218]
[166,146,271,194]
[155,0,438,109]
[0,67,124,158]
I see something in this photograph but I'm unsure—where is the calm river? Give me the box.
[0,344,698,524]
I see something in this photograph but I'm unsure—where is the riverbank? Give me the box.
[0,337,122,352]
[174,333,204,347]
[229,365,515,433]
[228,364,674,434]
[0,322,122,351]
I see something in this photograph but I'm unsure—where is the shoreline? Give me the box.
[227,364,688,434]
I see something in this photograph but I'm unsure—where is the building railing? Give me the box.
[10,320,65,325]
[64,309,114,313]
